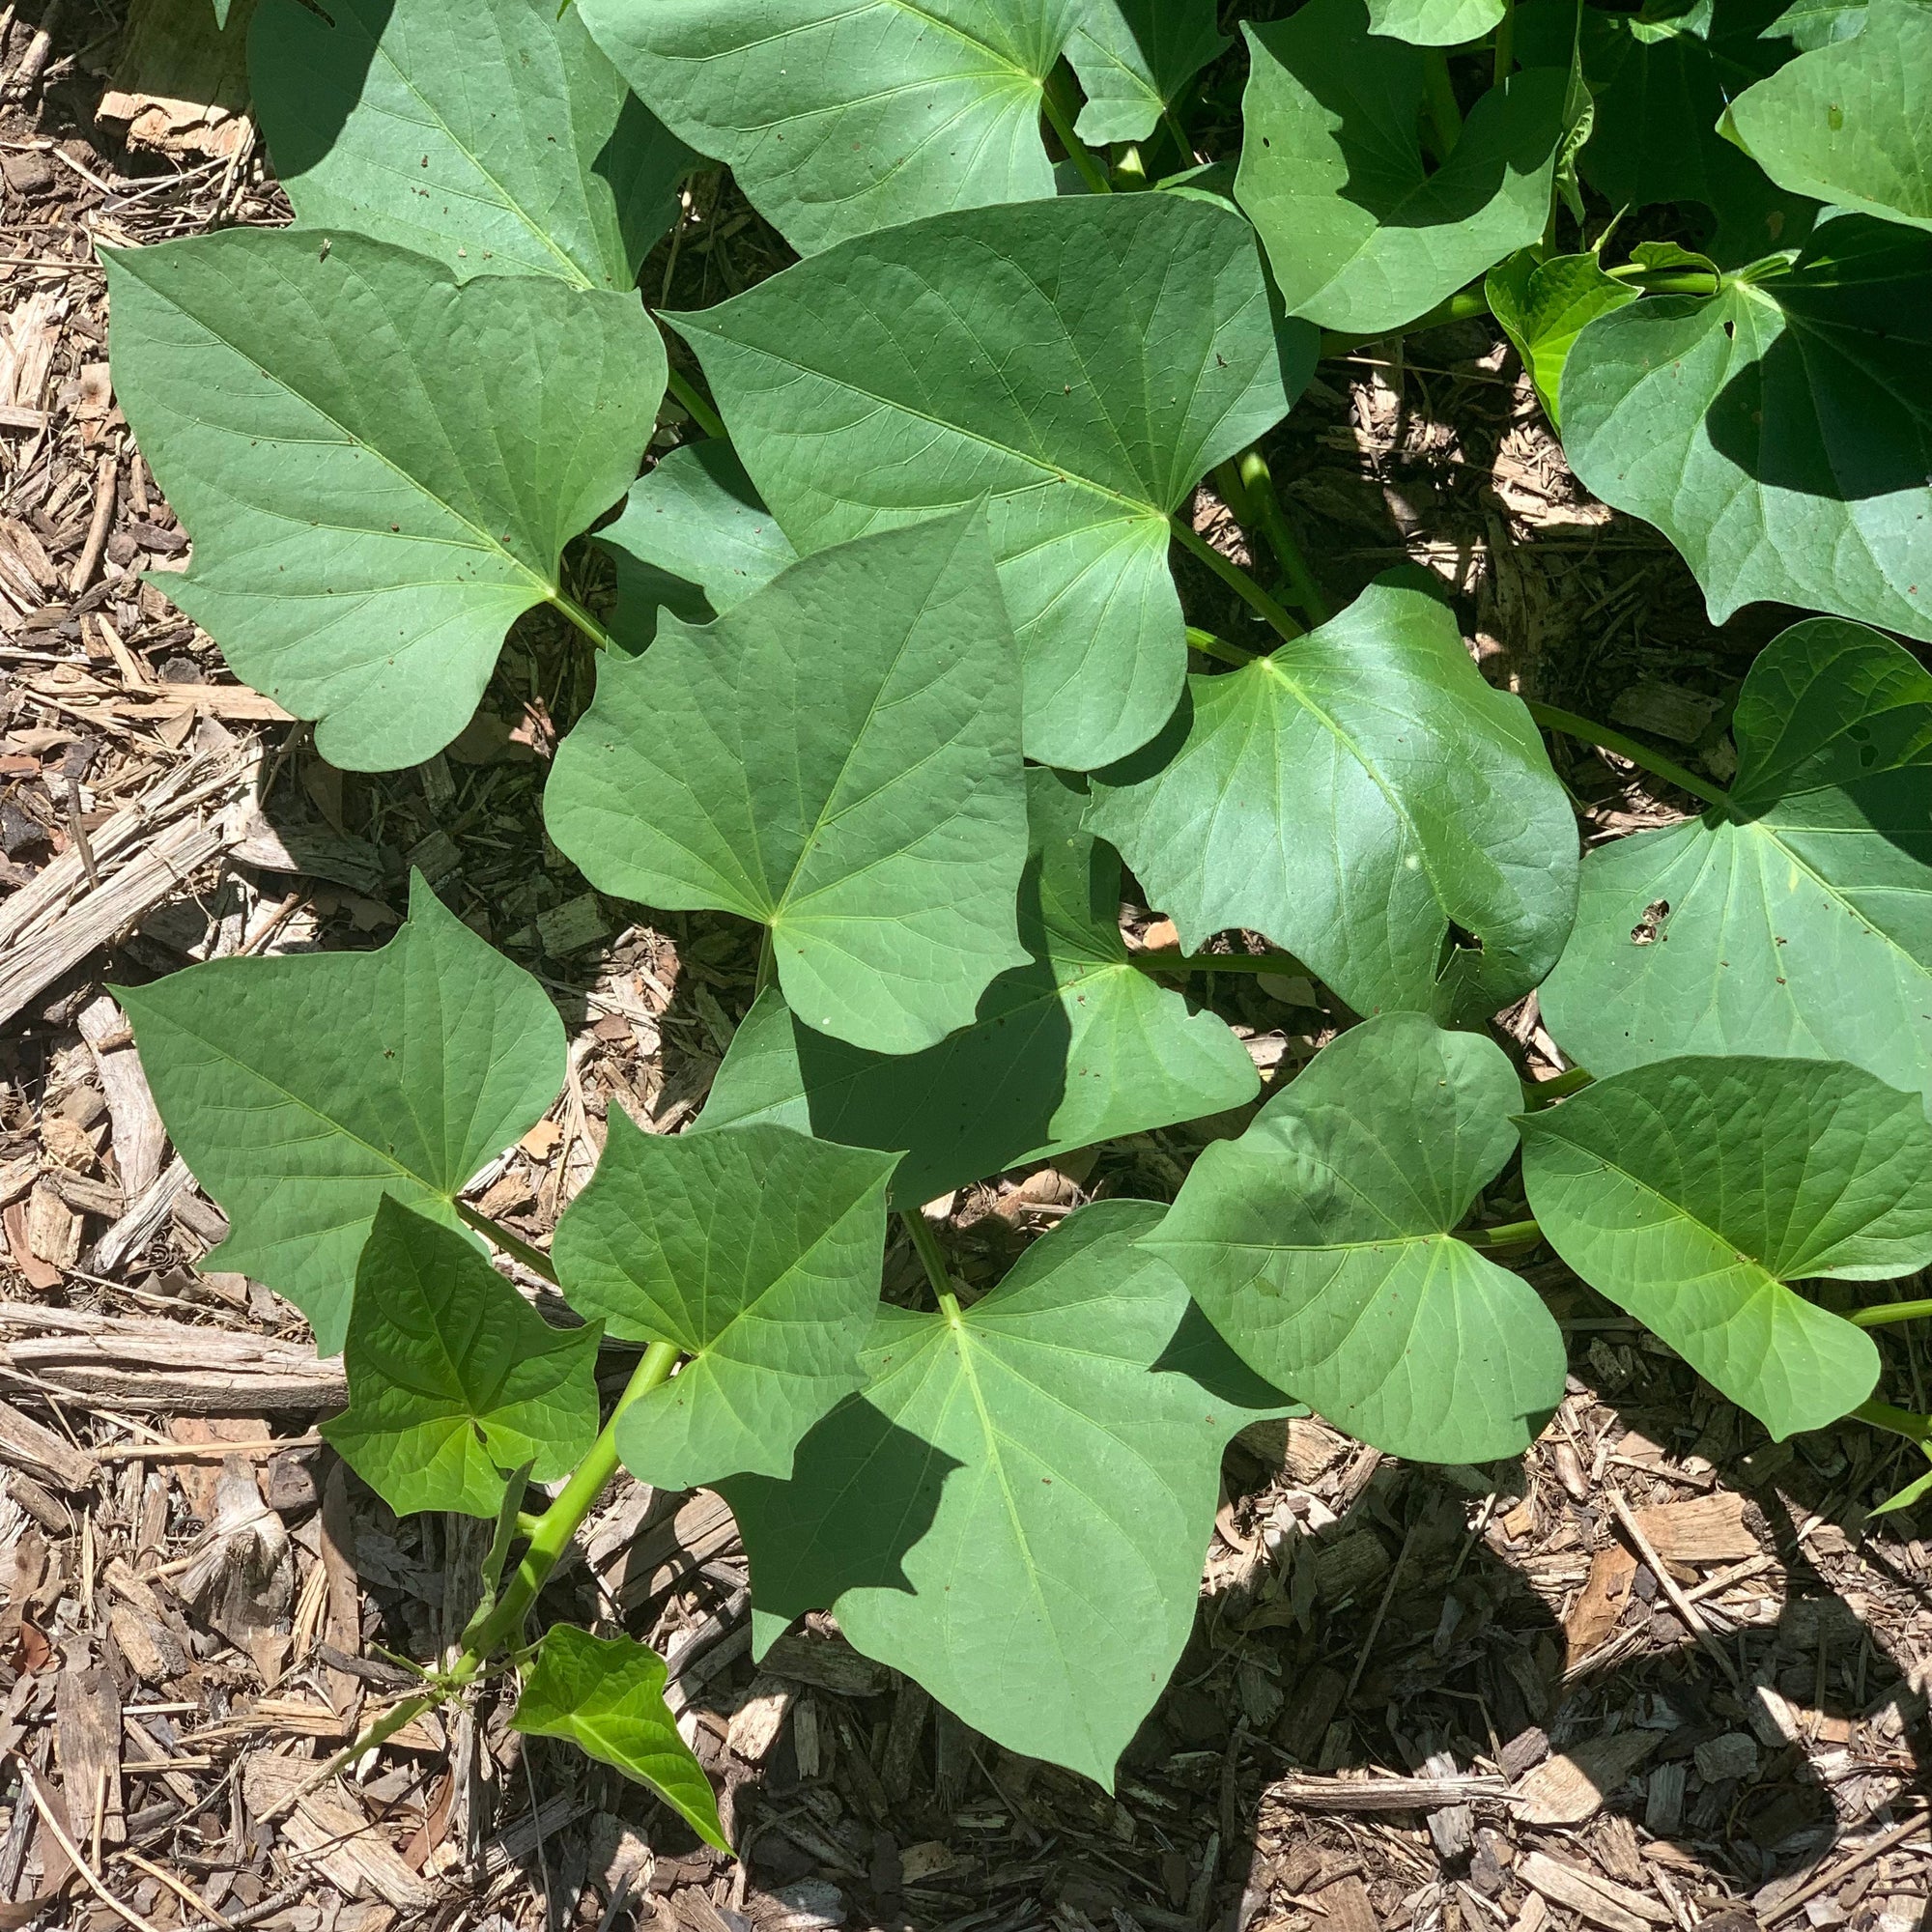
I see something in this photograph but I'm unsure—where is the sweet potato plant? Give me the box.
[104,0,1932,1840]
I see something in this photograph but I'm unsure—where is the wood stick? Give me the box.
[7,1751,163,1932]
[1607,1490,1740,1687]
[96,1434,319,1463]
[68,452,115,594]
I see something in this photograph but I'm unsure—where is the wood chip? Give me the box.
[1312,1874,1380,1932]
[1518,1851,1670,1932]
[1564,1545,1636,1664]
[1273,1773,1512,1812]
[761,1631,890,1699]
[1515,1729,1659,1826]
[242,1755,435,1912]
[0,1397,95,1492]
[724,1675,793,1763]
[77,993,165,1199]
[1631,1494,1758,1564]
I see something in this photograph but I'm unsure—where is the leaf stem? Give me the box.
[1040,69,1112,195]
[1186,625,1261,668]
[1422,50,1463,158]
[1851,1298,1932,1331]
[1520,1066,1594,1106]
[1605,265,1721,296]
[549,590,616,653]
[664,363,726,440]
[1521,700,1729,808]
[1854,1398,1932,1444]
[1461,1218,1541,1250]
[1168,515,1304,641]
[1492,0,1516,85]
[1320,283,1493,357]
[901,1209,956,1308]
[455,1198,560,1288]
[1134,948,1307,978]
[1235,447,1332,624]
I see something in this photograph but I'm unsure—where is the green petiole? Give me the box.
[1521,700,1730,810]
[1850,1298,1932,1331]
[1169,514,1305,640]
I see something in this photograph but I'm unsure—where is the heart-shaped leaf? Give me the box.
[1236,0,1569,334]
[546,508,1029,1054]
[106,230,665,770]
[1085,575,1578,1023]
[514,1627,727,1850]
[696,769,1258,1206]
[249,0,695,288]
[1066,0,1228,143]
[1561,218,1932,646]
[115,873,564,1353]
[1541,618,1932,1100]
[722,1201,1290,1787]
[1147,1013,1566,1462]
[1723,0,1932,234]
[668,193,1304,770]
[1366,0,1506,44]
[1520,1057,1932,1437]
[1486,248,1639,427]
[575,0,1075,255]
[552,1113,895,1488]
[325,1198,601,1517]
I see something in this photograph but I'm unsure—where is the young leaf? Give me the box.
[1517,0,1812,264]
[1485,249,1639,428]
[1541,618,1932,1100]
[1065,0,1228,144]
[696,769,1259,1206]
[552,1113,895,1488]
[668,194,1303,770]
[249,0,695,288]
[114,872,564,1353]
[721,1201,1291,1787]
[1519,1058,1932,1438]
[574,0,1075,256]
[1723,0,1932,234]
[1236,0,1569,334]
[1365,0,1506,45]
[1561,218,1932,646]
[325,1199,601,1518]
[1146,1014,1565,1462]
[545,508,1029,1054]
[513,1627,727,1851]
[105,231,664,770]
[1085,575,1579,1025]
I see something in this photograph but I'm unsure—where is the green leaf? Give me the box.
[1366,0,1507,45]
[545,508,1029,1054]
[1541,618,1932,1101]
[1723,0,1932,234]
[1485,249,1639,427]
[1519,1057,1932,1437]
[722,1201,1290,1787]
[105,230,664,770]
[1146,1014,1565,1462]
[513,1626,727,1851]
[575,0,1075,255]
[1518,0,1813,264]
[696,768,1259,1207]
[1764,0,1871,49]
[668,193,1304,770]
[1236,0,1569,335]
[552,1112,895,1488]
[1066,0,1228,143]
[249,0,695,289]
[114,872,564,1352]
[1085,575,1578,1024]
[325,1199,601,1517]
[1871,1455,1932,1516]
[1561,217,1932,645]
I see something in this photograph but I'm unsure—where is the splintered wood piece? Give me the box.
[1631,1494,1758,1564]
[54,1663,124,1847]
[1272,1772,1512,1811]
[1313,1874,1380,1932]
[0,1397,94,1492]
[1515,1729,1659,1826]
[78,993,166,1199]
[241,1755,436,1912]
[1564,1544,1637,1665]
[1517,1851,1670,1932]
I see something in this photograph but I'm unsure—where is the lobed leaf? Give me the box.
[1066,0,1228,143]
[249,0,695,289]
[696,768,1258,1206]
[1520,1058,1932,1437]
[574,0,1076,255]
[1085,575,1579,1025]
[1485,249,1638,428]
[552,1113,895,1488]
[105,231,664,770]
[668,193,1304,770]
[115,873,563,1353]
[1541,618,1932,1100]
[1236,0,1569,334]
[1147,1014,1567,1462]
[722,1201,1290,1787]
[513,1627,727,1850]
[325,1199,601,1518]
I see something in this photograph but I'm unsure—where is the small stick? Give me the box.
[97,1434,320,1463]
[114,1850,237,1931]
[1762,1805,1927,1922]
[1345,1518,1418,1701]
[68,452,115,595]
[1606,1490,1740,1687]
[3,0,60,98]
[8,1752,164,1932]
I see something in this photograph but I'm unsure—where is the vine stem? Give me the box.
[664,363,726,440]
[1040,71,1112,196]
[1186,625,1260,668]
[1462,1218,1541,1251]
[1851,1298,1932,1331]
[1492,0,1516,85]
[901,1209,957,1310]
[549,590,615,653]
[1134,949,1306,978]
[455,1198,560,1287]
[1320,284,1492,358]
[1854,1398,1932,1444]
[1236,447,1332,624]
[1522,699,1730,809]
[1421,50,1463,158]
[1168,515,1304,641]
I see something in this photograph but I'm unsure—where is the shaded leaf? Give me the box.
[669,193,1303,769]
[325,1199,600,1517]
[1236,0,1569,333]
[1485,248,1638,426]
[553,1112,895,1488]
[1085,575,1578,1024]
[1147,1014,1566,1462]
[723,1201,1290,1787]
[1542,618,1932,1099]
[696,768,1258,1206]
[1520,1057,1932,1437]
[545,508,1029,1054]
[105,231,663,769]
[1763,0,1871,47]
[1367,0,1507,43]
[514,1627,726,1850]
[576,0,1075,255]
[1067,0,1227,143]
[115,873,563,1352]
[250,0,695,288]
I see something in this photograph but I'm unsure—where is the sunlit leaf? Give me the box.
[1485,248,1638,426]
